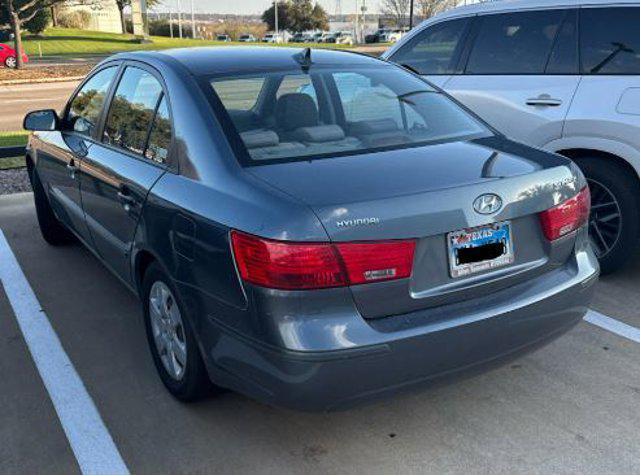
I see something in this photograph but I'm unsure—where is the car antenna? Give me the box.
[293,47,312,72]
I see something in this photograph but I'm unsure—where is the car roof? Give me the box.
[114,46,389,76]
[428,0,639,22]
[384,0,640,58]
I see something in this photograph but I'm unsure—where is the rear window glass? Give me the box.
[208,65,488,164]
[580,7,640,74]
[212,77,265,111]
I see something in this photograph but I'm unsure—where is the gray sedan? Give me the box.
[22,47,598,411]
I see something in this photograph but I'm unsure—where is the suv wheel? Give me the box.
[31,170,76,245]
[142,262,213,401]
[574,157,640,274]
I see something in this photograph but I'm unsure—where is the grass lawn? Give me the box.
[22,28,362,57]
[0,132,29,169]
[0,131,29,147]
[0,157,25,170]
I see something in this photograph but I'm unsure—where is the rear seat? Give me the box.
[348,119,412,147]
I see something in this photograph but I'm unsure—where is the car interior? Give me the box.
[211,69,485,162]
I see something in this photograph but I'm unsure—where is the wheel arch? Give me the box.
[545,136,640,182]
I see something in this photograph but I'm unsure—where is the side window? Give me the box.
[103,67,163,156]
[145,96,172,164]
[580,7,640,74]
[390,18,470,75]
[466,10,565,74]
[212,77,265,111]
[546,10,578,74]
[67,66,118,137]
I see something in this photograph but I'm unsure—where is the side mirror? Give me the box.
[23,109,60,132]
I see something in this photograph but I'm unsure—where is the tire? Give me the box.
[4,56,16,68]
[142,262,213,402]
[31,170,76,246]
[573,156,640,274]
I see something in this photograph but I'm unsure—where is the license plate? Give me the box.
[447,221,514,278]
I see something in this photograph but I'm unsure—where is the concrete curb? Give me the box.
[0,76,85,86]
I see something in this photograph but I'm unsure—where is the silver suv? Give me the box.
[385,0,640,273]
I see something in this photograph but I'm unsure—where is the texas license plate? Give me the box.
[447,221,514,278]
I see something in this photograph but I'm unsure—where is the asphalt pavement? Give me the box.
[0,81,79,132]
[1,192,640,474]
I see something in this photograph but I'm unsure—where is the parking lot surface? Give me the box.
[1,192,640,474]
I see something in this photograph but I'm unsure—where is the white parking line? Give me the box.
[585,309,640,344]
[0,230,129,475]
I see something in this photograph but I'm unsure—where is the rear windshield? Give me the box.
[208,64,489,164]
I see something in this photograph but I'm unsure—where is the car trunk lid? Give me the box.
[248,137,585,318]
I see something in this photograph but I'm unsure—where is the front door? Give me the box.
[36,65,119,244]
[80,65,172,284]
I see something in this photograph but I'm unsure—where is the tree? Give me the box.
[24,7,50,34]
[262,1,328,33]
[309,3,328,31]
[381,0,411,27]
[1,0,70,69]
[261,1,292,32]
[416,0,456,20]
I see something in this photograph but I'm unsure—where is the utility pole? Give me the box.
[409,0,414,29]
[191,0,196,39]
[177,0,183,39]
[274,0,279,35]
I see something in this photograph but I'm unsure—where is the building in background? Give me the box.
[57,0,123,34]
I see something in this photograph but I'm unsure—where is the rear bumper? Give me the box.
[203,247,598,412]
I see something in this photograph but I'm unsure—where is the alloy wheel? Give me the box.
[5,56,16,68]
[148,281,188,381]
[587,178,622,259]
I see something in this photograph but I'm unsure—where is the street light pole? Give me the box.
[409,0,414,29]
[191,0,196,39]
[275,0,279,35]
[177,0,183,39]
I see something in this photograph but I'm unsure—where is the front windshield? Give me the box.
[209,64,489,164]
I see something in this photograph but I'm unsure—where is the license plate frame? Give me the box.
[447,221,514,279]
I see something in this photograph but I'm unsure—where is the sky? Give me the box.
[158,0,381,16]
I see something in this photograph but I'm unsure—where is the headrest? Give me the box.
[293,125,346,143]
[349,118,399,136]
[275,93,319,131]
[240,129,279,149]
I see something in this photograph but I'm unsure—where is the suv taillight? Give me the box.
[539,186,590,241]
[231,231,416,290]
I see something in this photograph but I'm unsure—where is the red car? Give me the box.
[0,43,28,68]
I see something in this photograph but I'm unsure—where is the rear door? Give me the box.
[79,63,173,284]
[388,17,472,88]
[443,9,580,147]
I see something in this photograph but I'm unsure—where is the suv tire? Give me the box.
[574,157,640,274]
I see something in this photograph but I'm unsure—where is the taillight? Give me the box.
[231,231,416,290]
[539,186,590,241]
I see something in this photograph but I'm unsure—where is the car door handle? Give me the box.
[526,96,563,107]
[66,159,77,178]
[117,188,137,208]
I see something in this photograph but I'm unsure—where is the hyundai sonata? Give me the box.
[23,47,598,411]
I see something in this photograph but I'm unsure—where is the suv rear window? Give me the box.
[580,7,640,74]
[207,65,489,164]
